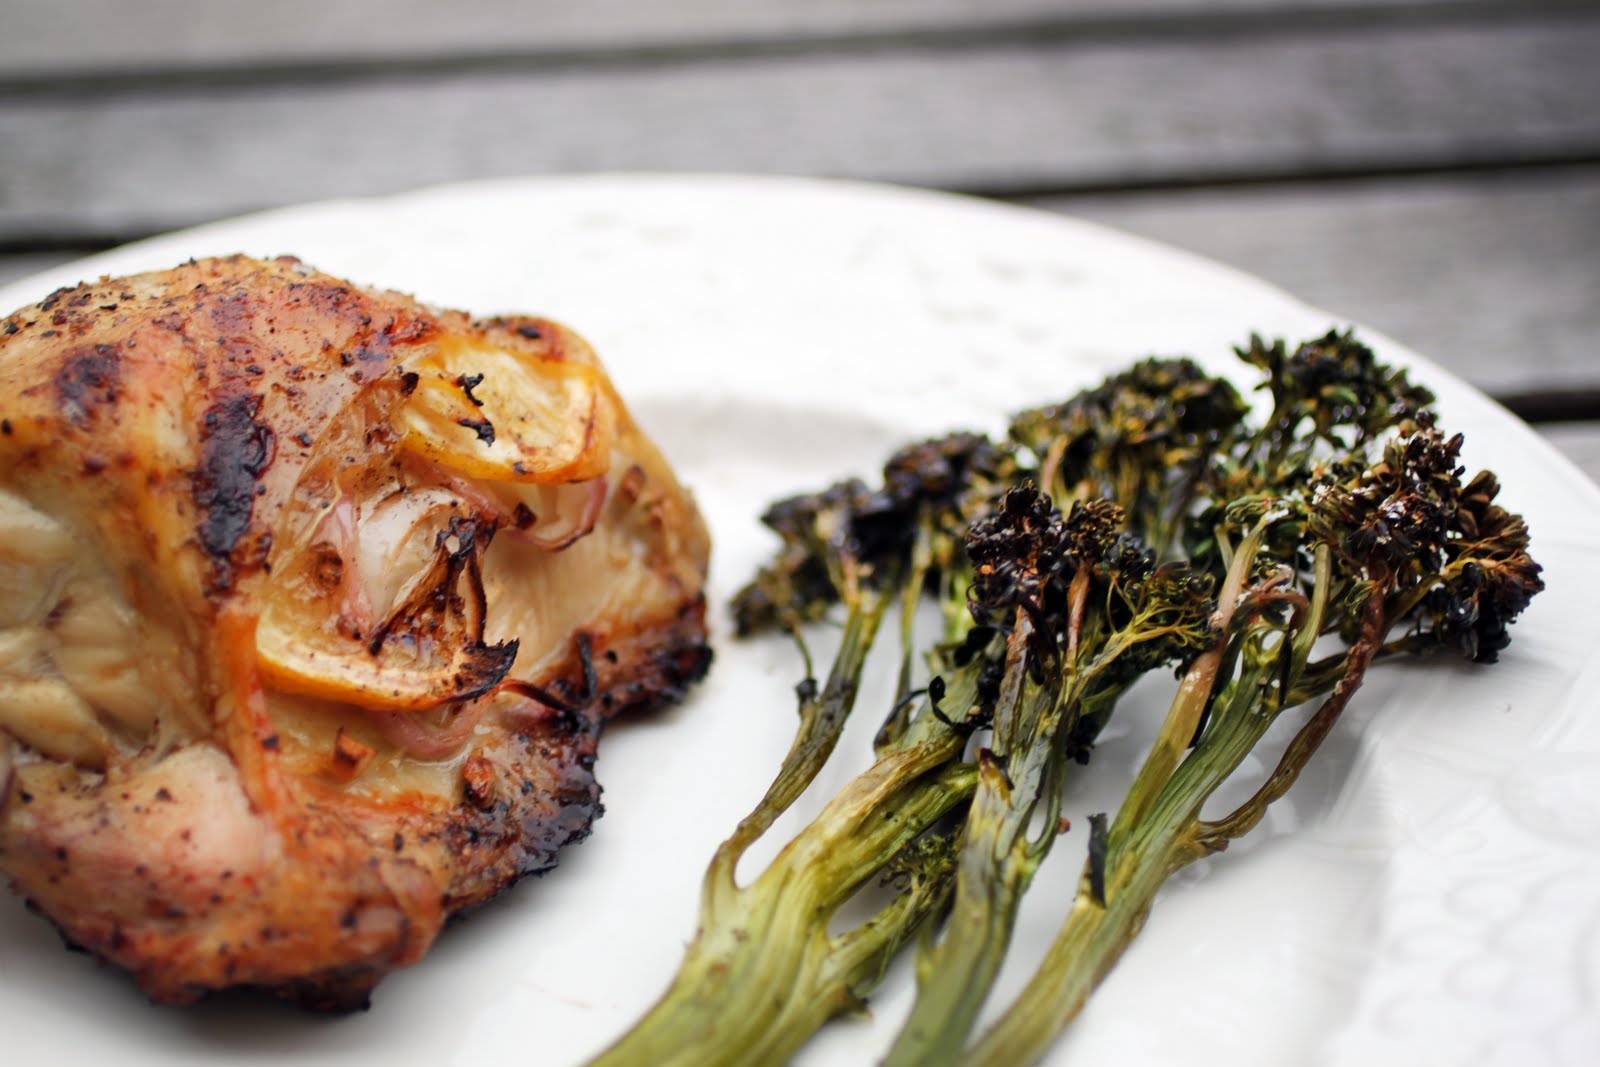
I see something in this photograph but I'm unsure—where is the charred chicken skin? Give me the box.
[0,256,711,1009]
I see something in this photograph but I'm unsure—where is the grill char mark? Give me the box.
[193,393,276,591]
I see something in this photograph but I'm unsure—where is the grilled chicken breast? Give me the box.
[0,256,711,1009]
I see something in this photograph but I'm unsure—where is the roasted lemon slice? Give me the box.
[396,338,614,485]
[257,336,611,710]
[256,510,517,712]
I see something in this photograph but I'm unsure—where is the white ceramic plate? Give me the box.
[2,175,1597,1067]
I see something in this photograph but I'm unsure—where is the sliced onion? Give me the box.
[397,450,506,518]
[367,697,490,761]
[305,494,370,629]
[354,486,468,620]
[502,477,609,552]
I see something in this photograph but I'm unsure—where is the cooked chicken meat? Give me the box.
[0,256,711,1009]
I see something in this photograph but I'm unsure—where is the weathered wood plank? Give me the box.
[3,18,1598,243]
[1044,165,1600,397]
[1,0,1551,78]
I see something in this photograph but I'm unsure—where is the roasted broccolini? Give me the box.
[591,329,1542,1067]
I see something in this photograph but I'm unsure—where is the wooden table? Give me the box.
[4,0,1597,476]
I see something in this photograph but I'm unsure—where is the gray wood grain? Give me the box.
[1045,165,1600,397]
[2,0,1551,77]
[4,18,1599,243]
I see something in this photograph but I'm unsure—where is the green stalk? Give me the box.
[705,590,890,908]
[880,665,1062,1067]
[965,649,1284,1067]
[588,736,973,1067]
[1108,518,1267,853]
[587,592,887,1067]
[733,767,974,1066]
[885,559,1220,1065]
[1194,581,1381,851]
[879,754,1040,1067]
[967,555,1385,1067]
[589,580,986,1067]
[882,611,1076,1067]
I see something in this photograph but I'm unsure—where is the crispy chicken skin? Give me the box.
[0,256,711,1009]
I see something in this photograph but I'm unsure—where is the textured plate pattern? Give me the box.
[1,175,1596,1066]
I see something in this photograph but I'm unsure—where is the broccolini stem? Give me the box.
[1195,583,1384,848]
[967,558,1385,1067]
[881,619,1074,1067]
[587,739,973,1067]
[878,754,1041,1067]
[965,645,1286,1067]
[961,830,1164,1067]
[735,766,974,1067]
[881,515,940,752]
[884,543,1219,1065]
[705,589,890,908]
[1108,517,1266,850]
[590,590,983,1067]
